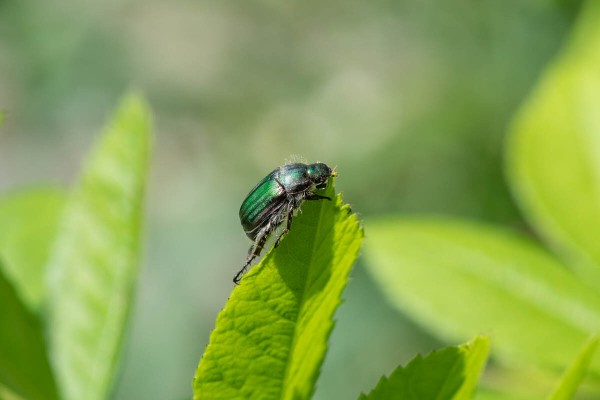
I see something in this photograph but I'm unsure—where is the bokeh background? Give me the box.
[0,1,583,399]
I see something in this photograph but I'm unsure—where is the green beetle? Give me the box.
[234,162,333,284]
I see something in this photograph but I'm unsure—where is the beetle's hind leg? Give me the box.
[233,224,272,284]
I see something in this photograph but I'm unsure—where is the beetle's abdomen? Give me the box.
[239,171,286,239]
[276,163,311,194]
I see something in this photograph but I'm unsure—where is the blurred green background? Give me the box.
[0,1,583,399]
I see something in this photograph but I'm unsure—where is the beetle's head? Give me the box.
[307,162,333,189]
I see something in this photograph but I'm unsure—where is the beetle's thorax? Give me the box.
[276,163,312,194]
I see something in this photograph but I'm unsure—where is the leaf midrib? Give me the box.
[278,197,329,400]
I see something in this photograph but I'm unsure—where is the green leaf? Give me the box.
[364,217,600,373]
[0,188,66,311]
[193,180,363,400]
[0,260,59,400]
[47,92,152,400]
[548,336,599,400]
[506,1,600,281]
[359,335,490,400]
[456,336,491,400]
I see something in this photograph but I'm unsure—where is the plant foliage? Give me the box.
[359,336,489,400]
[364,1,600,397]
[46,93,152,400]
[548,336,599,400]
[507,1,600,284]
[0,261,59,400]
[0,188,65,311]
[364,218,600,372]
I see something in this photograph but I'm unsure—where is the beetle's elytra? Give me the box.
[234,162,334,284]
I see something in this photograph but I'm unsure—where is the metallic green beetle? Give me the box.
[234,162,334,284]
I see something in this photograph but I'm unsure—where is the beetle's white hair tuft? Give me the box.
[284,154,307,165]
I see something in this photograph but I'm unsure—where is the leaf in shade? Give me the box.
[0,261,59,400]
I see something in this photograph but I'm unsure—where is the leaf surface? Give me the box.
[364,217,600,372]
[507,1,600,281]
[359,336,490,400]
[0,261,59,400]
[193,180,363,400]
[0,188,65,311]
[47,93,152,400]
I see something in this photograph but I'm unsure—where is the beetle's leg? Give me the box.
[233,225,272,284]
[274,204,294,248]
[306,194,331,201]
[233,258,249,285]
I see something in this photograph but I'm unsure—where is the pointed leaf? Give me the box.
[548,336,599,400]
[364,217,600,373]
[0,261,59,400]
[360,336,490,400]
[507,1,600,280]
[0,188,66,311]
[455,336,491,400]
[193,180,363,400]
[47,93,152,400]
